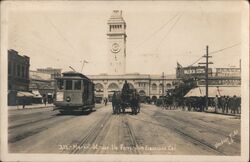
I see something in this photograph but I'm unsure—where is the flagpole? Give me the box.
[81,60,84,73]
[81,60,89,73]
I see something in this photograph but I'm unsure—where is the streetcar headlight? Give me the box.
[66,96,71,102]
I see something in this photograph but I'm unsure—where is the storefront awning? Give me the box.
[17,91,35,97]
[217,86,241,97]
[184,86,241,97]
[32,90,42,98]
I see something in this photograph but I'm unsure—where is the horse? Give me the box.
[112,91,122,114]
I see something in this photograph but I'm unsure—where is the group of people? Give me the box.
[213,95,241,114]
[158,95,241,115]
[21,94,48,109]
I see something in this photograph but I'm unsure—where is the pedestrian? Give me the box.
[201,97,205,112]
[112,93,116,114]
[214,95,219,113]
[182,98,186,111]
[43,95,47,106]
[172,96,176,110]
[237,97,241,114]
[232,95,239,114]
[218,96,222,111]
[22,97,26,109]
[221,96,226,114]
[104,97,108,106]
[229,97,234,114]
[225,96,230,114]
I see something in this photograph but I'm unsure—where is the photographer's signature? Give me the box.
[214,130,239,149]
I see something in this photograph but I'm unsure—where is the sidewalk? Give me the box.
[204,106,241,117]
[8,103,54,111]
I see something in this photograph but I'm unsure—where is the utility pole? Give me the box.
[162,72,165,96]
[199,46,213,111]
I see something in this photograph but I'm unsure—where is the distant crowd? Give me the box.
[156,95,241,115]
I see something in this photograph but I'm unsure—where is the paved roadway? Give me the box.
[9,103,240,155]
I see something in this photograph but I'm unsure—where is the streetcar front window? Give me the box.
[65,80,73,90]
[57,79,64,90]
[74,80,82,90]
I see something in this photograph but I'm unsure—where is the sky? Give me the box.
[7,1,244,75]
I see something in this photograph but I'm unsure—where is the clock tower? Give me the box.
[107,10,127,75]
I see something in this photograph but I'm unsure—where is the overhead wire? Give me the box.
[209,43,241,55]
[44,15,78,55]
[155,12,183,51]
[187,56,204,67]
[132,12,180,52]
[186,42,241,67]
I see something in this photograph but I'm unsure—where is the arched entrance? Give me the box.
[166,83,172,89]
[107,83,120,101]
[95,83,104,92]
[138,90,146,96]
[152,96,157,101]
[95,83,104,103]
[128,83,134,89]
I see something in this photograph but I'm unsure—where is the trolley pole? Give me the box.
[199,46,213,111]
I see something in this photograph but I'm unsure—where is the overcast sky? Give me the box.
[7,1,244,75]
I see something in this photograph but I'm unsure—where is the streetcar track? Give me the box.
[93,115,114,154]
[9,115,58,129]
[9,110,96,130]
[122,116,141,154]
[143,107,240,142]
[134,108,226,155]
[69,112,142,154]
[9,115,79,143]
[8,127,48,143]
[153,111,241,142]
[70,112,112,154]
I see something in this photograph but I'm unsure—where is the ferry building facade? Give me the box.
[88,10,177,100]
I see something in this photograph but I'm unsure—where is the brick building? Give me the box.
[8,49,33,106]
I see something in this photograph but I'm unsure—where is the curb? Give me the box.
[204,111,241,117]
[9,105,54,111]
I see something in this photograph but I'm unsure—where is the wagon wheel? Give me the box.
[120,104,125,113]
[116,105,120,114]
[134,107,138,115]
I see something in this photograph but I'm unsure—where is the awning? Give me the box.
[32,90,42,98]
[184,86,241,97]
[217,86,241,97]
[17,91,35,97]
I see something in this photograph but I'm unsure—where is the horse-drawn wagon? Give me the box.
[112,81,140,115]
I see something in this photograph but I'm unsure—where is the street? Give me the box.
[9,103,240,155]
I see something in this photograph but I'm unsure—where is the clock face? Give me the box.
[111,43,121,53]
